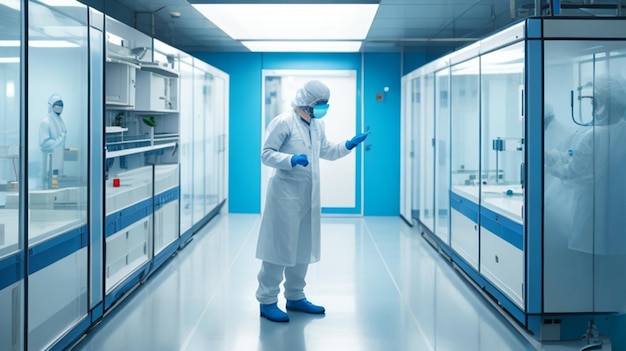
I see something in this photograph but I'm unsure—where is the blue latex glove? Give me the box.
[291,154,309,167]
[345,131,370,150]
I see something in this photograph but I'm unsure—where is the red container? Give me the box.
[113,178,120,187]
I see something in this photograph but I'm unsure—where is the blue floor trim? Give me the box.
[49,315,90,351]
[104,262,150,310]
[151,239,180,273]
[29,225,88,274]
[0,251,23,291]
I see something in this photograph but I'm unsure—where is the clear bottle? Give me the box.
[51,169,59,189]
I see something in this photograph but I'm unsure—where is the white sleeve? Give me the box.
[261,117,294,170]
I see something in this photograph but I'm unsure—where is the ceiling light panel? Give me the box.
[241,40,362,52]
[193,4,378,40]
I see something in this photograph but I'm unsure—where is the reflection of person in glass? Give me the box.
[545,75,626,255]
[543,103,575,244]
[39,93,67,188]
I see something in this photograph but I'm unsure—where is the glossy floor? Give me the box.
[72,214,541,351]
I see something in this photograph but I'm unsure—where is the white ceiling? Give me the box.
[2,1,621,55]
[108,0,534,54]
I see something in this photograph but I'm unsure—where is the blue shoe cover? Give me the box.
[260,303,289,322]
[286,298,325,314]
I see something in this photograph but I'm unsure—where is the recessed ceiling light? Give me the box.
[193,4,378,40]
[242,40,362,52]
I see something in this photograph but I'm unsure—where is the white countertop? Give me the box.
[452,184,523,224]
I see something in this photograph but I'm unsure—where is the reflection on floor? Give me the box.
[72,214,546,351]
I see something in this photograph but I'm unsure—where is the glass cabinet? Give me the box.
[179,57,229,243]
[449,56,480,270]
[478,41,525,310]
[434,67,450,244]
[0,2,23,351]
[479,42,525,224]
[402,17,626,343]
[418,72,435,233]
[0,3,228,349]
[542,35,626,314]
[103,17,181,306]
[26,1,90,350]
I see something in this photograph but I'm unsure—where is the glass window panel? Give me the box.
[179,58,193,234]
[192,62,206,223]
[434,68,450,243]
[0,2,23,351]
[411,77,421,221]
[480,42,525,223]
[543,40,626,313]
[450,59,480,201]
[205,73,218,213]
[26,1,89,348]
[27,0,89,243]
[419,74,435,232]
[0,2,22,257]
[214,75,227,204]
[449,58,480,269]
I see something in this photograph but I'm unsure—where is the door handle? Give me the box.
[365,144,372,151]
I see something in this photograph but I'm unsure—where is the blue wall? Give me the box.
[362,53,401,215]
[194,52,431,215]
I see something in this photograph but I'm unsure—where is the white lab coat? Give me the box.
[39,111,66,153]
[39,111,67,185]
[256,110,350,266]
[546,119,626,254]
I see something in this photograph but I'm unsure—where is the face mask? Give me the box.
[52,101,64,115]
[312,104,329,118]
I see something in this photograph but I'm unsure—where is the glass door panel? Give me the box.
[192,62,205,223]
[0,2,23,350]
[434,68,450,243]
[27,1,89,349]
[419,74,435,232]
[411,77,421,221]
[179,58,194,234]
[480,42,525,223]
[543,40,626,313]
[449,58,480,269]
[204,72,218,214]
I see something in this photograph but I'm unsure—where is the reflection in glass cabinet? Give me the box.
[543,39,626,314]
[0,2,23,351]
[26,0,90,349]
[402,17,626,344]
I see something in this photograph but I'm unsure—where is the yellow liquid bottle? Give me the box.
[51,170,59,189]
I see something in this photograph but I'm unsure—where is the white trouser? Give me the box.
[256,261,308,304]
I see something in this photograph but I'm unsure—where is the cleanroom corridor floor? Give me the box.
[72,214,541,351]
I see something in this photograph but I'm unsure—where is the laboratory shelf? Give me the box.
[105,142,176,159]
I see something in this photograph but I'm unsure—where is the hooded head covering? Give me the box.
[291,80,330,108]
[47,93,64,114]
[592,75,626,125]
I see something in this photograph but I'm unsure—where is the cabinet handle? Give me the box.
[495,255,499,263]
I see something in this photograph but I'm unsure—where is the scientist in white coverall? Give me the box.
[256,80,368,322]
[545,75,626,311]
[39,93,67,188]
[545,75,626,254]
